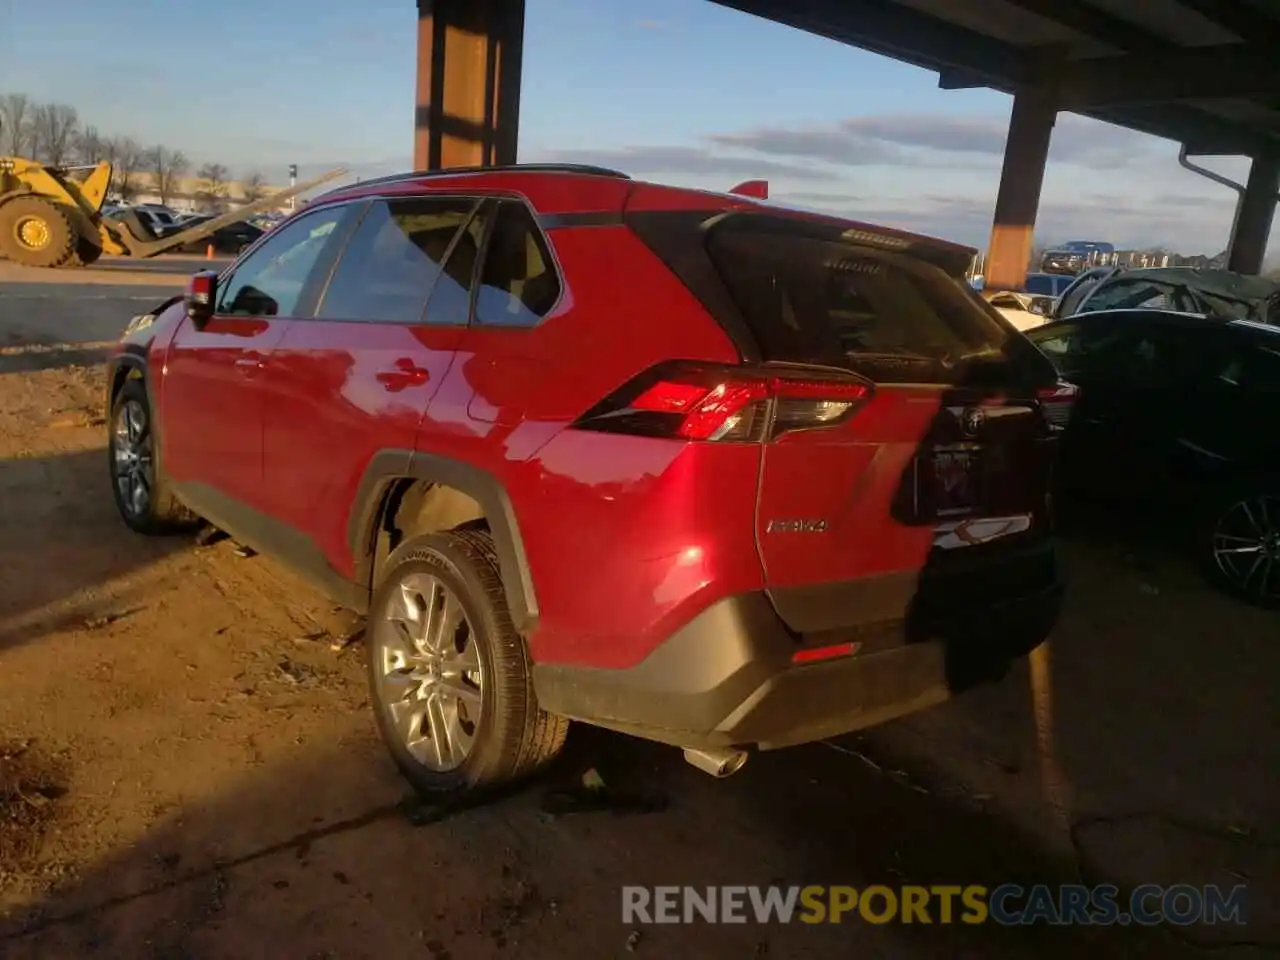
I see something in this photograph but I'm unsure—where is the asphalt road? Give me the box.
[0,256,224,347]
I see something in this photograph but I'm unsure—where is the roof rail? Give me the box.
[313,163,631,200]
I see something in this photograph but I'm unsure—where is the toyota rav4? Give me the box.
[105,164,1071,795]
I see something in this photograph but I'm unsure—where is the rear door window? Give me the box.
[474,201,562,326]
[316,197,479,324]
[706,227,1048,386]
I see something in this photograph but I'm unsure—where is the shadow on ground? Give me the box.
[0,448,189,651]
[0,343,112,375]
[3,531,1277,958]
[0,727,1218,959]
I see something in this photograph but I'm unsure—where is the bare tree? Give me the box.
[148,146,188,206]
[195,162,230,213]
[0,93,34,156]
[104,136,145,201]
[77,124,106,164]
[30,102,79,166]
[240,170,268,204]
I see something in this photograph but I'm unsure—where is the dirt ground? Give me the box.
[0,269,1276,958]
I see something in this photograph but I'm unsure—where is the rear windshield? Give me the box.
[1024,274,1057,296]
[706,228,1049,386]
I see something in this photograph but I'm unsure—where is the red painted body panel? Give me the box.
[259,320,464,577]
[413,223,752,666]
[162,314,291,508]
[754,388,943,588]
[518,436,766,668]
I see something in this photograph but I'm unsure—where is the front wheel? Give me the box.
[366,530,568,797]
[1198,478,1280,607]
[108,379,197,534]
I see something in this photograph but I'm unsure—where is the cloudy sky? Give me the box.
[2,0,1270,256]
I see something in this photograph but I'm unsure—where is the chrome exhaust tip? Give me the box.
[682,746,749,778]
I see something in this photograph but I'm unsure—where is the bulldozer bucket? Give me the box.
[102,167,349,259]
[74,162,112,215]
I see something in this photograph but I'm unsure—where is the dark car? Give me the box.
[104,163,1072,797]
[1053,266,1280,325]
[1040,240,1116,276]
[1023,272,1075,298]
[1026,309,1280,606]
[169,215,263,255]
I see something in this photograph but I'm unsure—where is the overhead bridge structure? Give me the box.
[412,0,1280,289]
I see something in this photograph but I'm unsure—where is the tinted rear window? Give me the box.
[1024,274,1055,296]
[706,229,1047,386]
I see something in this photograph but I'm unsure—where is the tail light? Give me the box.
[1037,381,1079,430]
[573,362,873,442]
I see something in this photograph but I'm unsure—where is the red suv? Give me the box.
[105,164,1071,795]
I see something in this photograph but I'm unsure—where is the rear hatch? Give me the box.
[629,205,1065,633]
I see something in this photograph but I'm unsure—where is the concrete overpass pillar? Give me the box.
[1226,155,1279,275]
[985,89,1057,291]
[414,0,525,170]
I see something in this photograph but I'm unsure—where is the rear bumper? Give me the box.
[532,542,1063,751]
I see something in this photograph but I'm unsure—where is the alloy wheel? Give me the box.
[1211,494,1280,603]
[373,572,485,771]
[112,399,154,519]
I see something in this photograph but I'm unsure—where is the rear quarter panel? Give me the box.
[420,223,765,668]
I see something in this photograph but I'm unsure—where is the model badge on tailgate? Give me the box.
[766,519,829,533]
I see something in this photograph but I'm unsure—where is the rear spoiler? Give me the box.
[728,180,768,199]
[704,209,978,279]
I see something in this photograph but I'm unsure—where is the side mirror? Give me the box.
[185,270,218,328]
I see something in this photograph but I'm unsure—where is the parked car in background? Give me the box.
[1026,309,1280,606]
[104,163,1072,797]
[167,214,263,255]
[1053,266,1280,325]
[1041,240,1117,276]
[248,213,285,231]
[982,289,1054,331]
[130,204,182,237]
[1023,272,1075,298]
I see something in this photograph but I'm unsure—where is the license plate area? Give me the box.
[918,444,981,518]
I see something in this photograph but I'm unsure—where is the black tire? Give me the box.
[1195,475,1280,608]
[0,197,77,268]
[72,235,104,267]
[367,529,568,797]
[108,379,198,534]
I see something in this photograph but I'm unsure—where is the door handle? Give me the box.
[376,358,430,392]
[234,352,263,373]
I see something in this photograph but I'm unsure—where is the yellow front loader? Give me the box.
[0,155,346,269]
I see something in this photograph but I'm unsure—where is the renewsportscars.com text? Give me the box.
[621,884,1248,926]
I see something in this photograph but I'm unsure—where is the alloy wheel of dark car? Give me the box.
[1208,493,1280,605]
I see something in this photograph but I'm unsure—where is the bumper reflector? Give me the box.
[791,641,861,665]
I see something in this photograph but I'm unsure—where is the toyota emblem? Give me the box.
[960,407,986,436]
